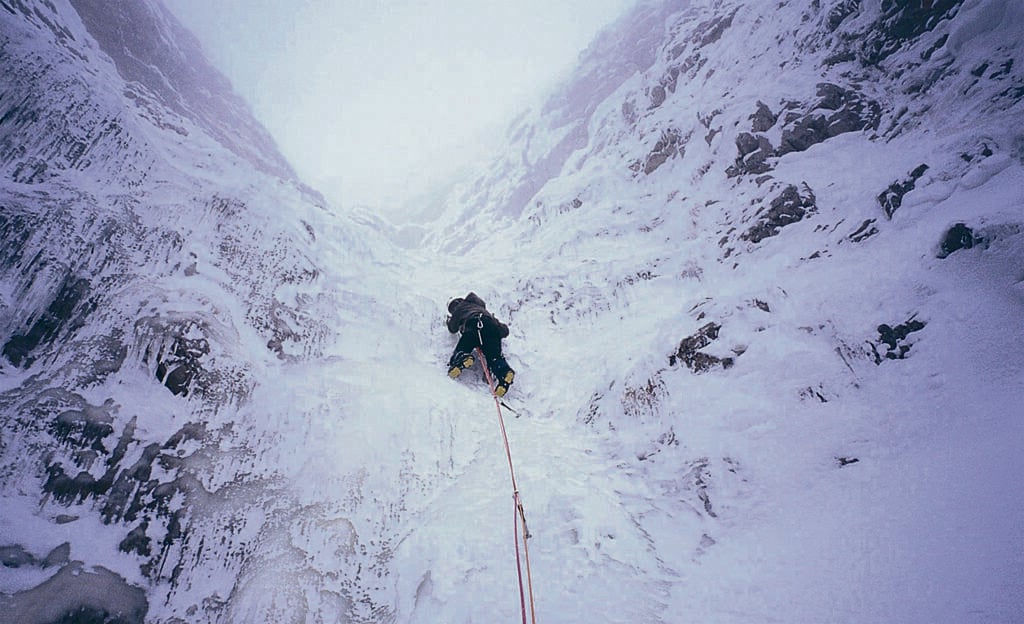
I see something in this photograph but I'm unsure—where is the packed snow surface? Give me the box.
[1,0,1023,623]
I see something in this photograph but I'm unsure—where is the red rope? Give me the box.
[513,495,527,623]
[476,348,537,624]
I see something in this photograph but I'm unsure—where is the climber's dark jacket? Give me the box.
[447,292,509,338]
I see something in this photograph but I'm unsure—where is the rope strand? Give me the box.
[476,348,537,624]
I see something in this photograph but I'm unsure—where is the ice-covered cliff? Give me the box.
[0,0,402,620]
[2,0,1023,623]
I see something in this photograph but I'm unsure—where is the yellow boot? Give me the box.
[448,354,474,378]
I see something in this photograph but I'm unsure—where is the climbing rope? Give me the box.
[476,347,538,624]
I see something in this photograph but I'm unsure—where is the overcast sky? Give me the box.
[163,0,637,211]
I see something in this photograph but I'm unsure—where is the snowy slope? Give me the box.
[2,0,1024,623]
[410,0,1024,622]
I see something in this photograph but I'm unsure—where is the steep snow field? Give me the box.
[381,1,1024,620]
[392,165,1024,623]
[1,0,1023,623]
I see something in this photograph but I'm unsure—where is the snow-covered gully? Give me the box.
[1,1,1023,623]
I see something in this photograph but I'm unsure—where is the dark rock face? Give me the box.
[52,399,116,446]
[731,132,775,176]
[848,218,879,243]
[669,322,734,372]
[659,9,738,96]
[819,0,966,67]
[0,201,138,387]
[635,128,688,175]
[44,542,71,568]
[648,84,667,109]
[0,561,148,624]
[869,318,927,363]
[0,542,69,569]
[153,334,209,396]
[825,0,861,33]
[119,520,152,557]
[21,388,222,591]
[750,100,777,133]
[0,545,36,568]
[862,0,965,66]
[938,222,976,257]
[878,164,929,218]
[742,184,817,243]
[3,276,93,367]
[777,83,882,155]
[728,84,880,177]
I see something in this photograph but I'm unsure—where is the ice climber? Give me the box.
[446,292,515,397]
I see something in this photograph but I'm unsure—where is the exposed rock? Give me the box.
[659,9,737,95]
[43,542,71,568]
[43,465,103,504]
[727,132,774,176]
[621,99,639,125]
[735,132,761,157]
[820,0,964,68]
[638,128,687,175]
[51,398,117,447]
[742,183,817,243]
[800,386,829,403]
[960,140,994,163]
[100,443,165,524]
[0,542,70,568]
[648,84,667,109]
[728,84,879,178]
[154,334,209,397]
[778,112,831,154]
[777,83,881,156]
[869,318,927,364]
[681,457,720,518]
[0,561,148,624]
[849,218,880,243]
[937,222,977,258]
[698,9,736,47]
[3,276,93,367]
[724,101,778,176]
[163,422,207,448]
[860,0,965,66]
[0,544,35,568]
[119,521,151,557]
[669,322,734,372]
[825,0,860,33]
[11,157,50,184]
[750,100,778,133]
[878,164,929,218]
[621,375,667,422]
